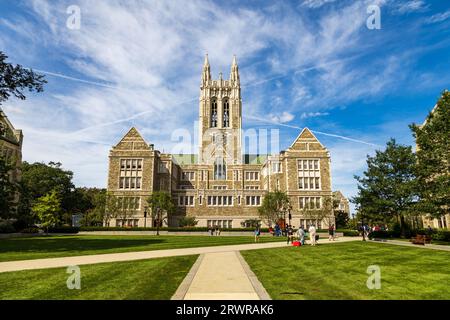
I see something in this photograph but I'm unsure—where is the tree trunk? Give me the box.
[400,215,406,238]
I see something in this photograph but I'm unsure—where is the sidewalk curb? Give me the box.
[236,251,272,300]
[171,254,204,300]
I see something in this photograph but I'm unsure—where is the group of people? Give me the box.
[208,227,221,236]
[255,224,326,246]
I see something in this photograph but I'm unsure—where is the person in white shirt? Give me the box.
[309,225,317,246]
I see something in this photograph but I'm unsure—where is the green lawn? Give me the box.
[242,242,450,300]
[0,235,284,262]
[0,255,197,300]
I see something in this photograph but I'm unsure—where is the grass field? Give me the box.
[0,235,284,262]
[241,242,450,300]
[0,255,197,300]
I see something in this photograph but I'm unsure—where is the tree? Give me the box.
[103,193,120,226]
[335,210,350,229]
[301,196,336,228]
[258,191,290,227]
[0,51,47,105]
[80,189,107,226]
[115,197,138,227]
[0,156,17,219]
[410,91,450,220]
[147,191,175,233]
[32,191,61,234]
[179,216,199,228]
[20,162,75,224]
[352,139,417,236]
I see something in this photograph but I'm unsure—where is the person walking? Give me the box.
[286,225,294,245]
[328,224,335,241]
[297,226,306,246]
[309,224,317,246]
[254,227,261,243]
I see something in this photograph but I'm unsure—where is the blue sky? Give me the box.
[1,0,449,214]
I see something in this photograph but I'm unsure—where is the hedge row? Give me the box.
[48,226,271,233]
[369,229,450,242]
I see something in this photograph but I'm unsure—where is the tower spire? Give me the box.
[230,55,240,85]
[202,53,211,83]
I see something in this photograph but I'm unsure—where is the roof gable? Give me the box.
[113,127,151,151]
[288,127,326,151]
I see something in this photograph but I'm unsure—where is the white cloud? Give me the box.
[426,10,450,24]
[269,112,295,123]
[393,0,429,14]
[301,0,337,9]
[300,112,329,119]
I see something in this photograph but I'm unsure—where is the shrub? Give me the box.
[0,221,15,234]
[432,230,450,242]
[178,217,199,228]
[48,226,80,234]
[21,227,40,234]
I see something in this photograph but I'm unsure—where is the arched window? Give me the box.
[223,100,230,127]
[214,157,226,180]
[211,100,218,128]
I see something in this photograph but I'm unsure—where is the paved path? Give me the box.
[172,252,267,300]
[0,237,360,273]
[370,239,450,252]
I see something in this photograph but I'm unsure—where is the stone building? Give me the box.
[0,108,23,182]
[333,191,350,216]
[107,56,334,229]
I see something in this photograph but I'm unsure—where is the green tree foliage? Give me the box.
[32,191,61,234]
[147,191,175,228]
[178,216,199,228]
[0,156,17,219]
[0,51,47,105]
[79,188,107,226]
[301,196,337,227]
[352,139,417,235]
[20,162,75,223]
[258,191,290,227]
[335,210,350,229]
[410,91,450,219]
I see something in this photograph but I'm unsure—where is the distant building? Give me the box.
[0,108,23,213]
[106,56,334,229]
[333,191,350,216]
[0,108,22,182]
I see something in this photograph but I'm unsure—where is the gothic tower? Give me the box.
[198,55,242,173]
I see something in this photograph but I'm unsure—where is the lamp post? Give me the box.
[156,206,161,236]
[144,206,148,228]
[361,212,366,242]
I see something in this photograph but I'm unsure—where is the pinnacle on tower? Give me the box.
[230,55,240,84]
[202,53,211,83]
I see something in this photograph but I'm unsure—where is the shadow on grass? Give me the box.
[0,237,167,254]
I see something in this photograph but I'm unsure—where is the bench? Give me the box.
[411,234,432,245]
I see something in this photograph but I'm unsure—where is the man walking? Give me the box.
[297,226,306,246]
[309,224,317,246]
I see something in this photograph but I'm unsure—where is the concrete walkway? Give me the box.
[172,252,268,300]
[370,239,450,252]
[0,237,360,273]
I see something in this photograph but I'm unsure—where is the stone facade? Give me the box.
[0,108,22,183]
[106,56,334,229]
[333,191,350,216]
